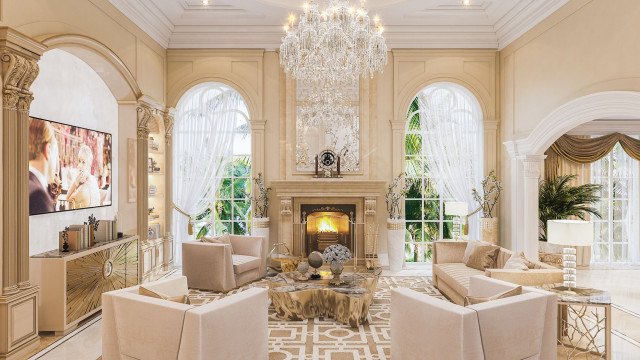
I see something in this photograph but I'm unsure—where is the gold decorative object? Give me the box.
[267,270,380,327]
[66,240,138,324]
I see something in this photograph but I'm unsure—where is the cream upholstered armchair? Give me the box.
[102,276,268,360]
[182,234,268,292]
[391,276,557,360]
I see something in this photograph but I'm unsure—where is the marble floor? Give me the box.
[29,266,640,360]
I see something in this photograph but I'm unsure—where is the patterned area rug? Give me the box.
[189,276,445,360]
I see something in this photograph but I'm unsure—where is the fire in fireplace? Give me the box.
[301,204,355,254]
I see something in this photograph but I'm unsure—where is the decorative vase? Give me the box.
[268,242,291,271]
[329,261,344,285]
[480,217,499,245]
[387,219,405,272]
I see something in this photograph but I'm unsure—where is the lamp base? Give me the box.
[562,247,577,290]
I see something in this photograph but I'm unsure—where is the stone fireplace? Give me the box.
[271,180,386,265]
[302,204,356,254]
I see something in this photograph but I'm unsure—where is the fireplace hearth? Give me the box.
[301,204,355,255]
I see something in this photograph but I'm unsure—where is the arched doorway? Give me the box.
[505,91,640,259]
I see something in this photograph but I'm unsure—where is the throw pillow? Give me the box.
[503,252,530,271]
[464,286,523,306]
[139,286,189,304]
[463,240,491,263]
[201,234,234,254]
[465,245,500,271]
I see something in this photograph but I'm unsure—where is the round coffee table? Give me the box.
[267,270,380,327]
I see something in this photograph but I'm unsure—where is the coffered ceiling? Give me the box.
[108,0,568,49]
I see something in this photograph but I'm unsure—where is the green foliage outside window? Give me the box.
[194,156,252,239]
[404,98,453,263]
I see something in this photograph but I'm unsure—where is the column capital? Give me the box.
[518,155,546,179]
[136,103,153,140]
[163,108,175,145]
[250,119,267,130]
[280,197,292,216]
[389,119,405,131]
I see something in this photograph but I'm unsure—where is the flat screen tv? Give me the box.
[28,117,112,215]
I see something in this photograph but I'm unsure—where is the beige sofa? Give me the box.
[182,234,268,292]
[432,241,562,306]
[392,275,557,360]
[102,276,269,360]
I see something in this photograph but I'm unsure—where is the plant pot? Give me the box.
[252,217,270,275]
[387,219,405,272]
[480,217,499,245]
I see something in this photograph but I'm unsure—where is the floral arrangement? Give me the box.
[471,170,503,218]
[253,173,271,218]
[323,244,352,264]
[385,172,408,220]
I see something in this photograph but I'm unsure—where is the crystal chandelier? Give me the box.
[279,0,388,84]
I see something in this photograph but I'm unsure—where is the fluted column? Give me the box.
[2,48,41,294]
[163,108,175,269]
[136,103,152,244]
[0,26,45,360]
[250,119,266,177]
[521,155,546,259]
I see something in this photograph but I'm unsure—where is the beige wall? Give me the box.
[499,0,640,252]
[1,0,167,104]
[165,48,499,258]
[501,0,640,142]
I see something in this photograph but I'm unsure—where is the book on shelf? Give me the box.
[68,224,90,250]
[95,220,118,242]
[59,229,81,252]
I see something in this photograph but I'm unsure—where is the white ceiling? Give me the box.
[108,0,568,49]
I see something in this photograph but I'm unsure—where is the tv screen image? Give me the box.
[28,117,112,215]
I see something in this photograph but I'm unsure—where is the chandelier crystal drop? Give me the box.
[279,0,388,84]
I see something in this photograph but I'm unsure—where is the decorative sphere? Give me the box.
[308,251,324,269]
[297,261,309,274]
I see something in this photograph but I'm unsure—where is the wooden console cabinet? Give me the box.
[30,235,139,334]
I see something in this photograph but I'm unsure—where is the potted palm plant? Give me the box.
[538,175,602,264]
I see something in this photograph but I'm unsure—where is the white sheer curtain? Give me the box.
[172,83,244,265]
[415,83,484,239]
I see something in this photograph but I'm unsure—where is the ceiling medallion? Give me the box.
[279,0,388,85]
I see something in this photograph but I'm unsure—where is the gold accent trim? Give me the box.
[387,221,404,230]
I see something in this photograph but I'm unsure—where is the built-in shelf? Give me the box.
[148,149,162,155]
[148,193,164,198]
[148,171,164,175]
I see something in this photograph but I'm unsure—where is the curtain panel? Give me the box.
[545,133,640,179]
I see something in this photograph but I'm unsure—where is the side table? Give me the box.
[547,286,612,360]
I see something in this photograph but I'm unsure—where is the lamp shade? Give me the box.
[444,202,468,216]
[547,220,594,246]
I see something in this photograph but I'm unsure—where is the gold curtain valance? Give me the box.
[545,133,640,180]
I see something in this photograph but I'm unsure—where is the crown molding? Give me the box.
[108,0,173,48]
[495,0,569,50]
[108,0,568,50]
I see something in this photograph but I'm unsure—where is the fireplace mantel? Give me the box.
[272,179,385,264]
[270,180,386,197]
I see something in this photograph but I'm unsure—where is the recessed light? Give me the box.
[461,0,471,6]
[202,0,210,5]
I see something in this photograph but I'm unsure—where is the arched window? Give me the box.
[172,83,251,262]
[404,82,483,262]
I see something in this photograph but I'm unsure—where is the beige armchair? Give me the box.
[102,276,268,360]
[391,275,557,360]
[182,234,268,292]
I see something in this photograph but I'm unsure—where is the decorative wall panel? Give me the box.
[66,239,138,324]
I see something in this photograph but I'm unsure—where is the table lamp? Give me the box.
[547,220,594,291]
[444,202,468,241]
